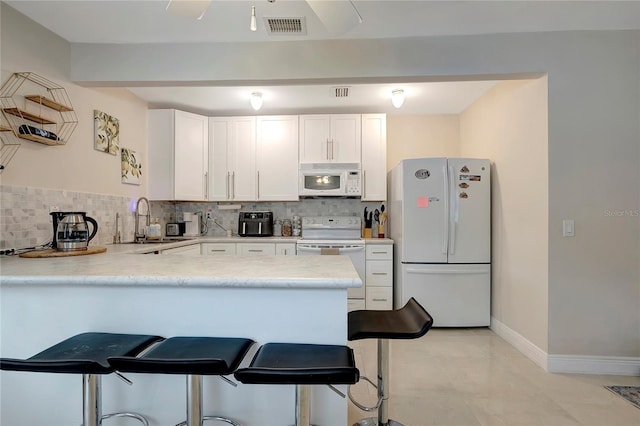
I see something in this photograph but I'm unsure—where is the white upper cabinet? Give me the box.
[361,114,387,201]
[299,114,361,164]
[209,116,256,201]
[148,109,209,201]
[256,115,299,201]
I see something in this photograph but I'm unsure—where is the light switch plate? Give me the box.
[562,219,575,237]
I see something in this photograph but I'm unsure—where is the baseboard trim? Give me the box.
[547,355,640,376]
[490,317,640,376]
[490,316,548,371]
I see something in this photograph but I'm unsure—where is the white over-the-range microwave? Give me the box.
[299,163,362,197]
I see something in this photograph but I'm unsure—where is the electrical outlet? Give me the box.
[206,212,213,220]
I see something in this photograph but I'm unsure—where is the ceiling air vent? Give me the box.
[333,87,351,98]
[265,17,307,35]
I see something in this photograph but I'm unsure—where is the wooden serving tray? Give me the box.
[19,246,107,258]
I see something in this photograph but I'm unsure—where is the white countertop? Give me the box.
[0,242,361,289]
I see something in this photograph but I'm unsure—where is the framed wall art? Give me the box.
[121,147,142,185]
[94,110,119,154]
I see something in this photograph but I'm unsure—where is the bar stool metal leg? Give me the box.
[83,374,101,426]
[175,375,241,426]
[82,373,150,426]
[353,339,403,426]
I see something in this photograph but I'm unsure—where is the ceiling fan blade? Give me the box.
[166,0,212,20]
[306,0,363,35]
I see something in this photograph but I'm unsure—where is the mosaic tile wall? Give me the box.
[0,185,386,249]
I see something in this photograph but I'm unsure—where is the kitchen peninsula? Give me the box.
[0,250,361,425]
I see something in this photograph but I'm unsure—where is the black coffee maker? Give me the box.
[50,211,98,250]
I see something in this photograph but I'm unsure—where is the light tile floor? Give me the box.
[348,328,640,426]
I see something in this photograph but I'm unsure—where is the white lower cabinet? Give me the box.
[237,243,276,256]
[365,243,393,310]
[201,243,236,255]
[275,243,296,256]
[201,242,296,256]
[348,299,366,312]
[161,244,202,255]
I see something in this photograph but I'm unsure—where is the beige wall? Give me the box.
[460,78,549,351]
[386,115,460,170]
[0,5,148,198]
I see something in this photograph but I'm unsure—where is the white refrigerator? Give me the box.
[389,158,491,326]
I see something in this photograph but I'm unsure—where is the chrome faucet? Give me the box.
[134,197,151,242]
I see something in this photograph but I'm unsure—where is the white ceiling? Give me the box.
[6,0,640,115]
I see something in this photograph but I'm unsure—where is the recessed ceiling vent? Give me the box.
[264,17,307,35]
[333,87,351,98]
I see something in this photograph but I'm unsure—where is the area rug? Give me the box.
[605,386,640,409]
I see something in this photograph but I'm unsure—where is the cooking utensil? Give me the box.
[374,209,380,225]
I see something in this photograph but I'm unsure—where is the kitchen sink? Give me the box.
[121,238,195,244]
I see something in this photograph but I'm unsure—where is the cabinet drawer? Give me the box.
[366,244,392,260]
[237,243,276,256]
[201,243,236,255]
[366,287,393,310]
[366,260,392,287]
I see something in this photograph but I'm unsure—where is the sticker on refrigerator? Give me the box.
[460,174,481,181]
[459,182,469,188]
[460,166,469,173]
[414,169,430,179]
[417,197,429,208]
[459,192,469,199]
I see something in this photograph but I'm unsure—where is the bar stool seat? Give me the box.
[0,332,163,426]
[108,336,254,426]
[348,298,434,426]
[234,343,360,426]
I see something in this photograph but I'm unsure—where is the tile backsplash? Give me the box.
[0,185,386,249]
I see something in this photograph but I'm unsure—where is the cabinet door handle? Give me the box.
[326,139,330,160]
[209,249,227,253]
[226,172,230,200]
[372,298,388,302]
[231,171,235,199]
[372,272,387,275]
[204,172,208,200]
[362,170,366,198]
[257,170,260,199]
[248,249,263,253]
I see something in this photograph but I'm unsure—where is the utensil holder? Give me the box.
[363,228,372,239]
[378,225,385,238]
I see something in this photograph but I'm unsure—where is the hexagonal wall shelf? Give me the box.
[0,72,78,150]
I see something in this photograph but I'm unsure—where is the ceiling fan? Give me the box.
[165,0,363,35]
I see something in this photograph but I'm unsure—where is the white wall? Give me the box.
[460,78,549,351]
[386,115,460,170]
[0,4,148,198]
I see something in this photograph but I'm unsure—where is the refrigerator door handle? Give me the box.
[405,268,488,275]
[442,162,449,255]
[449,164,457,255]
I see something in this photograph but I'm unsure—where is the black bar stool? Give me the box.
[0,332,164,426]
[108,336,254,426]
[234,342,360,426]
[348,297,434,426]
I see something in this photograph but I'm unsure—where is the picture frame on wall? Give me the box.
[94,110,119,155]
[121,147,142,185]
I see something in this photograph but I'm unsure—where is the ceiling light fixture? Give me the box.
[250,92,263,111]
[250,5,257,31]
[391,89,405,108]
